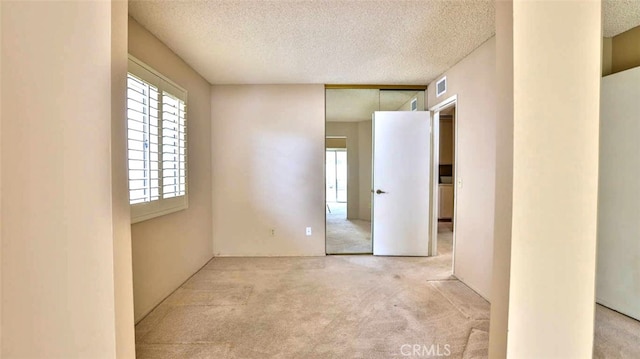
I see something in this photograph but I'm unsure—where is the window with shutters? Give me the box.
[127,56,188,223]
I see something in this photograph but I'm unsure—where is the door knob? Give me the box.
[376,189,387,194]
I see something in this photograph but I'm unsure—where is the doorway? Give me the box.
[325,143,369,254]
[326,146,347,205]
[324,87,430,255]
[430,97,457,268]
[324,125,373,254]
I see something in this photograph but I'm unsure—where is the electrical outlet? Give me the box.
[305,227,312,236]
[270,228,275,237]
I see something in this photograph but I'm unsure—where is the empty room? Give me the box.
[2,1,640,358]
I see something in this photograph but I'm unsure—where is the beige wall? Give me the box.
[428,37,497,300]
[1,2,120,356]
[602,25,640,77]
[396,92,425,111]
[211,85,326,256]
[612,25,640,74]
[112,1,136,357]
[506,2,600,357]
[602,37,612,76]
[357,120,372,221]
[325,121,372,221]
[128,17,213,322]
[326,137,346,149]
[597,67,640,321]
[1,1,3,350]
[488,1,514,357]
[326,122,360,219]
[439,117,454,165]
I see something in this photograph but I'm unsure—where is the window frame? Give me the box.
[127,55,189,223]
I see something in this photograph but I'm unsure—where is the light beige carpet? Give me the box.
[135,223,640,358]
[594,304,640,358]
[325,205,454,255]
[325,202,372,254]
[135,227,489,358]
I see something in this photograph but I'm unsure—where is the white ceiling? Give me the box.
[129,0,495,85]
[603,0,640,37]
[129,1,640,85]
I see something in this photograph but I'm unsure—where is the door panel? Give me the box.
[372,111,431,256]
[596,68,640,320]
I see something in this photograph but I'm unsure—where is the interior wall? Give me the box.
[358,120,372,221]
[1,2,118,356]
[211,85,326,256]
[602,37,612,76]
[112,1,136,357]
[439,117,454,165]
[611,25,640,74]
[597,66,640,321]
[507,1,600,357]
[0,1,4,349]
[326,122,360,218]
[427,37,497,300]
[128,17,213,322]
[396,92,425,111]
[326,137,347,149]
[488,1,513,357]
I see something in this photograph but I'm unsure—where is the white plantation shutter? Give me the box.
[161,92,187,198]
[127,56,188,223]
[127,75,160,204]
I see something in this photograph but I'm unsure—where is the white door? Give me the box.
[372,111,431,256]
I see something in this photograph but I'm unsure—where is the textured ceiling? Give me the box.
[603,0,640,37]
[129,1,640,85]
[129,0,495,85]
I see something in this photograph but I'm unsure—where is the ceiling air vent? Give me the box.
[436,76,447,97]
